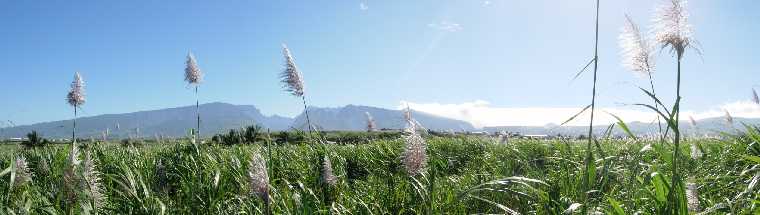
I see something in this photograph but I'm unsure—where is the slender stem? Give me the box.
[301,96,314,134]
[428,168,436,215]
[196,86,200,143]
[589,0,600,144]
[676,58,681,122]
[669,58,683,212]
[73,105,77,143]
[647,72,664,137]
[264,198,271,215]
[267,129,273,180]
[583,0,601,210]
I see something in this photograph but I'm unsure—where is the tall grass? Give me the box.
[248,150,270,214]
[184,52,203,143]
[580,0,601,212]
[280,44,313,134]
[365,112,377,132]
[619,14,663,137]
[620,0,698,213]
[3,135,760,213]
[656,0,694,211]
[2,0,753,214]
[66,72,85,142]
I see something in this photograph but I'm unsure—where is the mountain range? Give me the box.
[0,102,475,139]
[1,102,757,139]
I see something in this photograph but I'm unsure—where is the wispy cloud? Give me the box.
[399,100,760,128]
[682,101,760,120]
[428,21,462,32]
[359,2,368,11]
[482,1,492,6]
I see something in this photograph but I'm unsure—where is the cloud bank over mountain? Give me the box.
[402,100,760,128]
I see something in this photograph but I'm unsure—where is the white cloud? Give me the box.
[482,1,492,6]
[398,100,760,128]
[359,2,368,11]
[683,101,760,120]
[428,21,462,32]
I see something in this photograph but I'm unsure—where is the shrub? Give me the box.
[21,131,50,148]
[212,125,269,146]
[120,138,143,148]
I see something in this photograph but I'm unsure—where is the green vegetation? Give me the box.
[20,131,51,149]
[2,128,760,214]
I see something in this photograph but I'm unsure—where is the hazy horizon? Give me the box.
[3,101,757,130]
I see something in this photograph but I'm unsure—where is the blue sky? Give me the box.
[1,0,758,127]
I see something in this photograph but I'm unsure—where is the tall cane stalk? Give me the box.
[195,86,200,143]
[73,105,77,143]
[582,0,601,212]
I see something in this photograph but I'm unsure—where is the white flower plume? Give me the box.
[619,15,656,77]
[690,142,703,160]
[14,156,32,187]
[64,144,81,204]
[184,52,203,85]
[321,156,337,186]
[67,72,86,107]
[83,151,105,211]
[280,44,305,97]
[248,151,269,202]
[690,143,702,159]
[689,115,697,127]
[365,112,377,132]
[653,0,694,59]
[686,181,701,212]
[402,106,425,132]
[401,128,427,176]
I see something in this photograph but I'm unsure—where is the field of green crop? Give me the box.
[1,130,760,214]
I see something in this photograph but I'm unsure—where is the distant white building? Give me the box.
[523,134,549,139]
[470,131,489,135]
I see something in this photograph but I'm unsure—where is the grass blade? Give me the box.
[571,58,596,83]
[606,111,637,140]
[561,104,592,126]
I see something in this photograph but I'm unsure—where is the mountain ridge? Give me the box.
[0,102,475,138]
[3,102,756,139]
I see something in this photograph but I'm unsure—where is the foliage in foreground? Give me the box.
[1,131,760,214]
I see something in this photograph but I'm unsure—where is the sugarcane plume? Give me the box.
[365,112,377,132]
[14,156,33,187]
[653,0,695,59]
[321,156,337,186]
[82,151,105,211]
[401,129,427,176]
[690,143,702,159]
[248,151,270,202]
[280,44,305,97]
[689,115,697,127]
[685,181,701,212]
[619,15,656,77]
[67,72,86,107]
[64,144,81,204]
[184,52,203,85]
